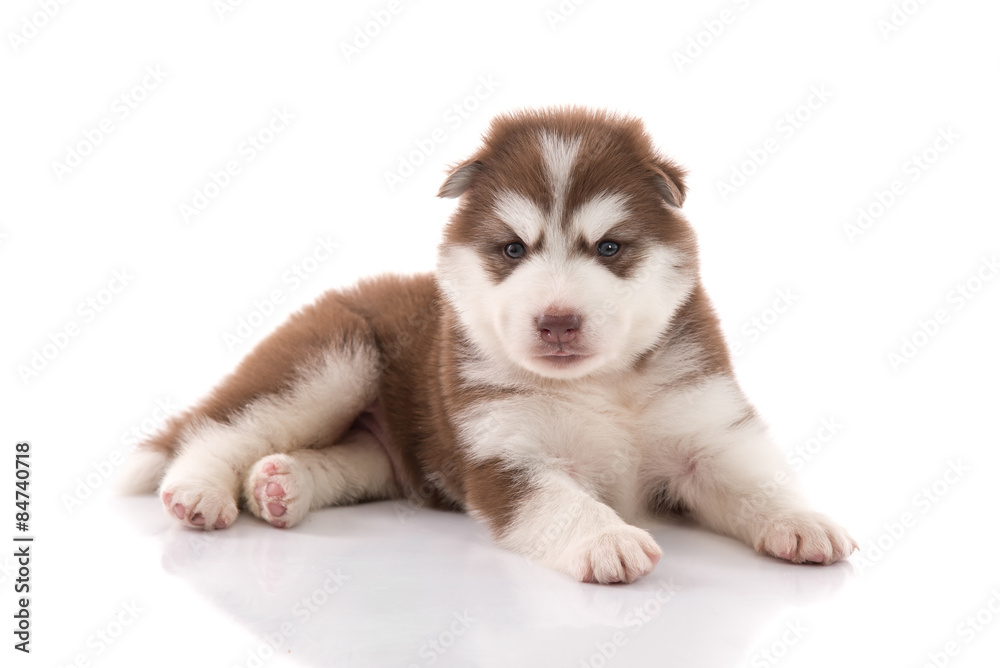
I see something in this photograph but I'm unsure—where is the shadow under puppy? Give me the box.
[123,107,856,584]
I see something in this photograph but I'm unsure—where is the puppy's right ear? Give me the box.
[437,160,483,198]
[647,159,687,208]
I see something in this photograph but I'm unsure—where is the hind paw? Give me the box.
[246,454,311,528]
[160,484,238,531]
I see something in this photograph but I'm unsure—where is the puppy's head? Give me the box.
[437,107,698,380]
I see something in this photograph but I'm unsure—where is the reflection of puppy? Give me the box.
[125,107,855,583]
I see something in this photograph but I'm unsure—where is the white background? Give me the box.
[3,1,999,666]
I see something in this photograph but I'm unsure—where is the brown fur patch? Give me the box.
[462,458,534,536]
[663,283,735,378]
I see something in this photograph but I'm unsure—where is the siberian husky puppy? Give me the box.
[125,108,855,584]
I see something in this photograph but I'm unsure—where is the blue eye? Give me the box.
[597,241,620,257]
[505,242,526,259]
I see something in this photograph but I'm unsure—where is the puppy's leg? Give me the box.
[648,375,856,564]
[244,429,400,528]
[466,461,662,584]
[159,344,379,530]
[146,292,382,530]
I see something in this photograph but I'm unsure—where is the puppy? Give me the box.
[125,107,855,584]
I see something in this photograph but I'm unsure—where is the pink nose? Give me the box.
[538,314,581,344]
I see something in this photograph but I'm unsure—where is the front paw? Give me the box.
[755,510,856,565]
[571,526,663,584]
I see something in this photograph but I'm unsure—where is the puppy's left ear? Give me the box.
[437,160,483,198]
[648,159,687,208]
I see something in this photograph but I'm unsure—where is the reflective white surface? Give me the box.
[88,496,856,667]
[24,483,995,668]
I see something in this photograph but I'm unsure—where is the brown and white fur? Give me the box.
[123,108,855,584]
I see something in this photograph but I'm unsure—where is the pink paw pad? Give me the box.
[265,482,287,519]
[252,463,295,528]
[159,485,239,530]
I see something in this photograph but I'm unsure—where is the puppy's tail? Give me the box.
[114,417,185,495]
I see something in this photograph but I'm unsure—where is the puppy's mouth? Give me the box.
[534,346,591,364]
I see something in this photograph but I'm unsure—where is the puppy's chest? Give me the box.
[545,384,656,453]
[462,380,664,475]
